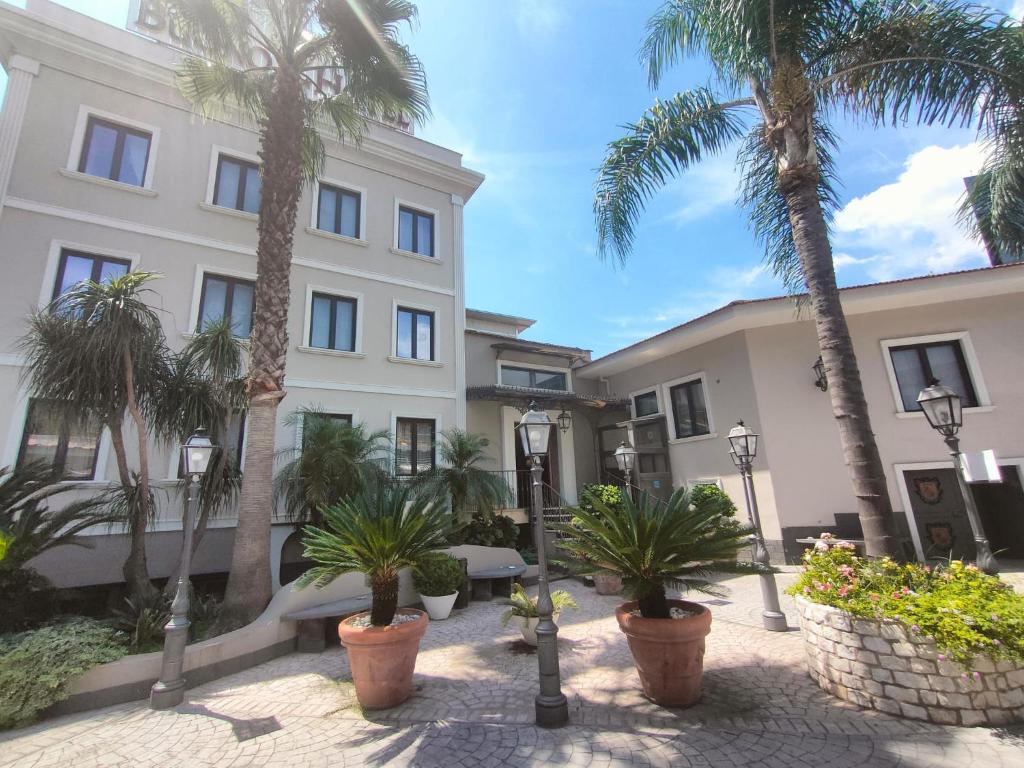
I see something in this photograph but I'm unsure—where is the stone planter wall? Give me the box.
[795,596,1024,726]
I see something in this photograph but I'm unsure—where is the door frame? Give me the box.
[501,405,578,505]
[894,456,1024,561]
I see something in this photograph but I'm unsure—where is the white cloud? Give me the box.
[833,143,988,281]
[661,152,740,224]
[1010,1,1024,18]
[513,0,564,39]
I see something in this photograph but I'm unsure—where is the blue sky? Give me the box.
[3,0,1021,356]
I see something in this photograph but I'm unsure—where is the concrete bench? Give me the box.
[468,563,527,601]
[284,595,370,652]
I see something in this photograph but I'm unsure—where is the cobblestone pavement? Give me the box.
[3,573,1023,767]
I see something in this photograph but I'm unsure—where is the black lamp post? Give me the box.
[614,440,638,501]
[916,381,998,574]
[727,421,788,632]
[150,429,215,709]
[516,402,569,728]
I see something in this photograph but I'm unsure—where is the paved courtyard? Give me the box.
[3,572,1024,767]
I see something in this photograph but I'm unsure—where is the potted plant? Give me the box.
[557,489,751,707]
[300,482,450,709]
[413,553,464,620]
[592,570,623,595]
[500,582,578,646]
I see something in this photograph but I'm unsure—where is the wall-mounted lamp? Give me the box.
[557,410,572,433]
[812,356,828,392]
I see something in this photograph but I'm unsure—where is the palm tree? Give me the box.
[167,0,429,624]
[299,482,450,625]
[20,272,168,598]
[275,408,390,527]
[594,1,1015,558]
[410,428,511,521]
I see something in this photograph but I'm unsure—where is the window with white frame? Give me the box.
[500,366,568,391]
[78,115,152,187]
[396,306,435,361]
[17,399,102,480]
[397,205,434,257]
[667,378,710,439]
[198,273,255,338]
[213,154,261,213]
[395,417,435,476]
[52,248,130,301]
[316,183,361,239]
[301,412,353,450]
[309,293,357,352]
[887,338,980,412]
[632,390,659,417]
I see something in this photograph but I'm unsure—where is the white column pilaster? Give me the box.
[452,193,467,429]
[0,56,40,224]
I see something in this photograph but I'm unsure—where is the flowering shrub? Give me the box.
[788,542,1024,667]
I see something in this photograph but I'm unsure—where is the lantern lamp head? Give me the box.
[916,380,962,437]
[614,440,638,474]
[516,402,554,458]
[182,428,215,477]
[812,356,828,391]
[557,410,572,433]
[727,421,759,465]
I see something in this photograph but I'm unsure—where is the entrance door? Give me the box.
[972,465,1024,558]
[514,420,560,506]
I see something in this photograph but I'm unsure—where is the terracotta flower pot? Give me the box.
[593,572,623,595]
[615,600,711,707]
[337,608,428,709]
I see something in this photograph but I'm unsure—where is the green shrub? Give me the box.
[0,567,58,633]
[413,553,464,596]
[788,543,1024,668]
[189,591,222,642]
[0,618,127,729]
[500,583,578,625]
[578,484,624,514]
[689,483,737,517]
[112,593,169,652]
[449,511,519,549]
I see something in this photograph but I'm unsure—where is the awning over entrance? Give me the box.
[466,385,629,412]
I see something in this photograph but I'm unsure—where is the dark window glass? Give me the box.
[889,341,978,411]
[213,155,261,213]
[500,366,568,391]
[317,184,360,238]
[78,116,152,187]
[53,249,130,301]
[301,412,353,450]
[198,274,255,338]
[309,293,357,352]
[633,391,659,417]
[17,399,102,480]
[395,417,435,477]
[177,413,245,477]
[669,379,710,439]
[397,206,434,257]
[396,307,435,361]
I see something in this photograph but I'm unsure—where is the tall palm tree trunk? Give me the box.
[108,414,152,597]
[119,351,157,599]
[220,68,305,626]
[780,168,900,559]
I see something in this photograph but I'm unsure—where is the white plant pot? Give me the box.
[420,592,458,621]
[516,612,560,647]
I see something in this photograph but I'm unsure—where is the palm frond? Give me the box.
[594,88,753,263]
[959,155,1024,263]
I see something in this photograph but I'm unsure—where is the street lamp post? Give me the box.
[150,429,215,709]
[614,440,638,502]
[916,381,998,574]
[516,402,569,728]
[727,421,788,632]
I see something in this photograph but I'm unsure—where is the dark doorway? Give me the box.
[972,465,1024,559]
[514,418,560,506]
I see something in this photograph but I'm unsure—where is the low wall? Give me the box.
[796,596,1024,726]
[54,544,525,715]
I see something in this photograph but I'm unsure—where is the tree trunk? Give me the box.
[219,67,305,627]
[779,170,901,559]
[370,571,399,626]
[637,584,669,619]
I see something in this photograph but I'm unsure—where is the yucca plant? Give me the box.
[556,488,753,619]
[299,482,450,626]
[500,583,578,625]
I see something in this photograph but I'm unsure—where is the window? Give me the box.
[396,307,435,361]
[309,293,357,352]
[668,378,710,439]
[633,391,659,417]
[301,412,353,450]
[500,366,568,391]
[317,184,360,239]
[395,417,435,477]
[198,274,255,338]
[398,206,434,257]
[17,399,102,480]
[53,249,130,300]
[213,155,261,213]
[78,116,152,187]
[888,340,979,412]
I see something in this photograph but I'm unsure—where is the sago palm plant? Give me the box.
[594,1,1019,558]
[556,489,752,619]
[166,0,430,624]
[299,482,449,626]
[410,428,511,521]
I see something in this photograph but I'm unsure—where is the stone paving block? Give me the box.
[883,685,919,704]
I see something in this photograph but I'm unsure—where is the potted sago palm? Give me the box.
[557,489,752,707]
[413,553,464,621]
[501,583,578,646]
[300,482,450,709]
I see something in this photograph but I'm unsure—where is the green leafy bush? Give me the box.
[689,483,737,517]
[413,553,464,596]
[449,511,519,549]
[500,583,578,625]
[0,618,127,729]
[113,593,169,652]
[578,484,624,514]
[789,542,1024,667]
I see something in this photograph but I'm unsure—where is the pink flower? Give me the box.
[991,614,999,622]
[938,654,946,662]
[838,586,850,597]
[961,673,969,679]
[900,586,910,595]
[910,625,920,633]
[973,671,982,680]
[839,565,854,578]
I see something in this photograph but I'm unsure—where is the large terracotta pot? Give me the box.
[337,608,428,709]
[593,571,623,595]
[615,600,711,708]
